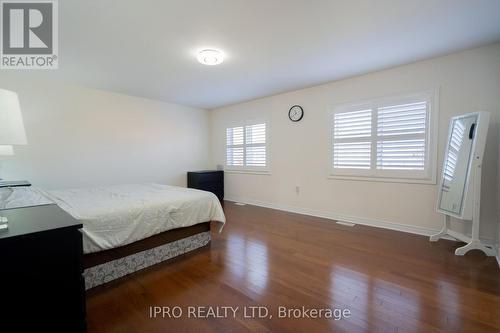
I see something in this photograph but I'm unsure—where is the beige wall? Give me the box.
[0,74,211,189]
[211,43,500,239]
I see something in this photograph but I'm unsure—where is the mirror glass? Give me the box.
[438,114,477,215]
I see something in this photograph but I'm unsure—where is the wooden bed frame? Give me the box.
[83,222,211,289]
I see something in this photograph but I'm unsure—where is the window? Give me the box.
[330,91,438,183]
[226,122,268,172]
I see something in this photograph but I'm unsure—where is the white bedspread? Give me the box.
[1,184,225,254]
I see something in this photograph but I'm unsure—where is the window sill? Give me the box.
[327,175,436,185]
[225,169,270,175]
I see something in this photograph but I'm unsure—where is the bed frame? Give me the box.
[83,222,211,289]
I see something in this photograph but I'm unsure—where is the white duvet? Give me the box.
[0,184,225,253]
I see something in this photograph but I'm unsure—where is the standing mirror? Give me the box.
[437,114,477,217]
[431,111,495,256]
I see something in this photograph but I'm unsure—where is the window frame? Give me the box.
[225,119,270,174]
[328,90,439,184]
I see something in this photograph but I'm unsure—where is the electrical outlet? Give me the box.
[295,186,300,195]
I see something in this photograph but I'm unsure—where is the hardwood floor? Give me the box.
[86,201,500,333]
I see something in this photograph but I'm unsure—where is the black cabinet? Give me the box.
[0,204,86,332]
[187,170,224,203]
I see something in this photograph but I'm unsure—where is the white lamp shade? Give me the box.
[0,145,14,156]
[0,89,27,145]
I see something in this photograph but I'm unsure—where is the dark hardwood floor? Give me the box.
[87,201,500,333]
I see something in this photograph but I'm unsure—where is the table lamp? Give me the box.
[0,89,28,228]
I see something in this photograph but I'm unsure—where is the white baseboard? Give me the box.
[225,196,459,241]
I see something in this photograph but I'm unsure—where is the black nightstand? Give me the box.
[0,205,86,332]
[187,170,224,203]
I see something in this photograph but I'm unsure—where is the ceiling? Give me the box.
[23,0,500,109]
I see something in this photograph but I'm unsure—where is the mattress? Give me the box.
[0,184,226,253]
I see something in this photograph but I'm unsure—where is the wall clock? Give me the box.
[288,105,304,122]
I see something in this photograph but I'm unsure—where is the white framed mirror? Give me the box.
[431,111,495,256]
[437,113,478,218]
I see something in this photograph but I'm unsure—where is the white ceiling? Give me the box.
[25,0,500,109]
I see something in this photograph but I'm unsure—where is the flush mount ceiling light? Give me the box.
[197,49,224,66]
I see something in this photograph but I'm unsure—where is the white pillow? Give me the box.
[0,187,53,209]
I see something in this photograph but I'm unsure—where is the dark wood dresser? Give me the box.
[0,204,86,332]
[187,170,224,203]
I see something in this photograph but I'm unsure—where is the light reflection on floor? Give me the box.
[225,234,269,294]
[330,266,422,331]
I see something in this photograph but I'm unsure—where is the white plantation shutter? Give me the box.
[377,139,425,170]
[226,122,267,170]
[331,92,435,182]
[245,123,266,167]
[377,102,427,136]
[333,142,371,169]
[226,127,244,166]
[333,109,372,169]
[376,101,428,171]
[334,109,372,139]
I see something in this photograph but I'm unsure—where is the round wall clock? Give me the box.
[288,105,304,122]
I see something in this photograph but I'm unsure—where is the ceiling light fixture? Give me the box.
[197,49,224,66]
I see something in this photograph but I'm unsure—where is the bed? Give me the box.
[0,183,226,289]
